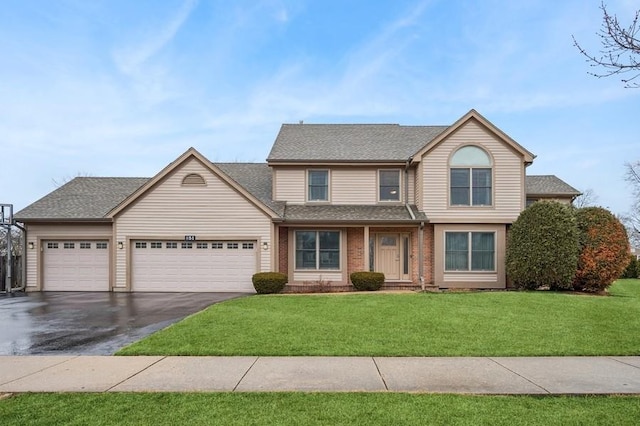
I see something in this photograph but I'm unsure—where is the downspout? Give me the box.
[405,157,424,290]
[404,157,415,220]
[419,221,424,291]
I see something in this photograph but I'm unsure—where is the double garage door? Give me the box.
[132,240,257,292]
[43,239,257,292]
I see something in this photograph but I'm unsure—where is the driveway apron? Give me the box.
[0,292,248,355]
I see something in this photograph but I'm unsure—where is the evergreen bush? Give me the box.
[350,271,385,291]
[251,272,288,294]
[506,201,579,290]
[621,255,639,279]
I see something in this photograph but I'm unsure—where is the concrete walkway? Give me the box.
[2,356,640,394]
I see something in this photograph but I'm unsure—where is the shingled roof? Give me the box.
[283,205,427,222]
[15,177,149,221]
[15,168,580,222]
[268,124,448,162]
[525,175,581,197]
[215,163,285,216]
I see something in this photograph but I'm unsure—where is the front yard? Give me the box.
[4,280,640,424]
[117,279,640,356]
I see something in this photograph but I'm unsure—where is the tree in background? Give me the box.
[624,161,640,247]
[506,201,579,290]
[573,207,630,292]
[572,188,599,208]
[573,2,640,88]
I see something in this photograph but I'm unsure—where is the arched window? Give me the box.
[182,173,206,186]
[450,146,492,206]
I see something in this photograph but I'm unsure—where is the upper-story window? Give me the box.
[379,170,401,202]
[450,146,492,206]
[308,170,329,202]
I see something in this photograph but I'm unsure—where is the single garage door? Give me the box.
[132,240,257,292]
[43,241,109,291]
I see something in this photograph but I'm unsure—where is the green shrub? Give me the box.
[350,271,385,291]
[251,272,288,294]
[573,207,630,292]
[506,201,579,290]
[621,255,639,279]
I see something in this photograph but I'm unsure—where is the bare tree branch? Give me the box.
[573,188,599,208]
[624,161,640,247]
[573,2,640,88]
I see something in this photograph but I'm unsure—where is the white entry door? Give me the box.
[43,241,109,291]
[131,240,257,292]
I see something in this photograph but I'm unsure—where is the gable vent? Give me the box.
[182,173,206,186]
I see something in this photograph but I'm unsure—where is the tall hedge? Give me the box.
[573,207,630,292]
[506,201,579,290]
[621,255,638,279]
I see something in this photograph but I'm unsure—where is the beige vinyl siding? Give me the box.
[332,169,377,205]
[415,162,424,210]
[422,120,524,223]
[274,168,305,204]
[25,223,112,291]
[274,166,411,205]
[114,158,272,290]
[407,168,415,204]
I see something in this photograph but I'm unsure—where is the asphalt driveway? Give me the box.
[0,291,249,355]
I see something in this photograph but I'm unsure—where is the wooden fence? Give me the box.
[0,255,22,292]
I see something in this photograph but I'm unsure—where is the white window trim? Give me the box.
[377,169,402,203]
[306,169,331,203]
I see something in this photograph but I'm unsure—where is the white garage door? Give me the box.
[43,241,109,291]
[132,240,257,292]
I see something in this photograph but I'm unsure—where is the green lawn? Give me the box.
[117,279,640,356]
[2,393,640,426]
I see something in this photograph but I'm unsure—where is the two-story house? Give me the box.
[15,109,580,292]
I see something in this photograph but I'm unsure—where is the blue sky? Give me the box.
[1,0,638,215]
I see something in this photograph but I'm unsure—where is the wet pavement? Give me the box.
[0,292,248,355]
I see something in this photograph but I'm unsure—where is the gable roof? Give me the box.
[268,124,448,163]
[15,152,284,221]
[525,175,581,197]
[411,109,536,164]
[107,148,280,219]
[15,177,149,221]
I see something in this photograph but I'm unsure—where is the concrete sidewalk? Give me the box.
[1,356,640,394]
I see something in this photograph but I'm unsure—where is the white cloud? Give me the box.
[112,0,199,76]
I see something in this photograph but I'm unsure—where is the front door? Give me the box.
[376,234,401,280]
